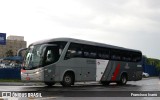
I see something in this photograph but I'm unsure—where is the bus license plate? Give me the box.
[26,77,30,80]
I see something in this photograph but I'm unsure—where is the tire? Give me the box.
[45,82,55,87]
[101,81,110,86]
[118,74,127,85]
[61,73,74,87]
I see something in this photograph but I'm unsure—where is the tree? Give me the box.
[5,49,14,57]
[146,57,160,71]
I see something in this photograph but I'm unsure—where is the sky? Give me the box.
[0,0,160,59]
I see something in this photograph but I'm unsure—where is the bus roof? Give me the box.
[31,38,141,53]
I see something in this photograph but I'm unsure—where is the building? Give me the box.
[0,35,27,58]
[7,35,24,41]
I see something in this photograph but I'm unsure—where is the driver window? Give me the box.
[43,46,58,66]
[46,50,54,63]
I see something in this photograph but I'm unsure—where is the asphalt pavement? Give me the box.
[0,77,159,100]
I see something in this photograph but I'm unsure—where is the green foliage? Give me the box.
[0,79,21,82]
[146,58,160,71]
[5,49,14,57]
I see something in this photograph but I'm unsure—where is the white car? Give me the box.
[142,72,149,78]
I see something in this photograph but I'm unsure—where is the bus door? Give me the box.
[41,44,59,82]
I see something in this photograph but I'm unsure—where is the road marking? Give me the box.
[0,97,19,100]
[0,97,57,100]
[34,97,57,100]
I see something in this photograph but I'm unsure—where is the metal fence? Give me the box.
[0,65,159,79]
[0,68,21,79]
[143,65,160,76]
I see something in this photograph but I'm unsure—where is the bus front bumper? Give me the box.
[21,69,44,82]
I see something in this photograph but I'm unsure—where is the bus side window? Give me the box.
[97,47,110,60]
[43,46,59,66]
[44,50,54,65]
[89,46,97,58]
[77,51,83,57]
[110,49,121,61]
[132,53,142,62]
[122,51,132,62]
[59,46,63,56]
[84,51,89,57]
[83,45,97,59]
[46,52,53,63]
[49,41,67,58]
[65,43,83,59]
[90,52,97,58]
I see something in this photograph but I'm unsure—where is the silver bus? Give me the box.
[21,38,142,87]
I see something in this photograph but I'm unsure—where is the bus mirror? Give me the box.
[17,48,28,56]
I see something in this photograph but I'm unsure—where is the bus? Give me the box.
[21,38,142,87]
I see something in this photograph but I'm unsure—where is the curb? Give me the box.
[0,82,44,86]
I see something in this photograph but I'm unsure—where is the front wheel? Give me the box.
[117,74,127,85]
[61,73,74,87]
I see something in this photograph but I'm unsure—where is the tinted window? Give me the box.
[43,46,59,66]
[65,42,142,62]
[111,49,121,60]
[65,43,98,59]
[65,43,83,59]
[49,42,67,56]
[121,51,132,62]
[83,45,97,58]
[97,47,110,59]
[132,52,142,62]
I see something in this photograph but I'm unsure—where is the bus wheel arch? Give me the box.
[118,72,128,85]
[61,70,75,87]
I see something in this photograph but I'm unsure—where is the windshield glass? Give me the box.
[24,45,41,69]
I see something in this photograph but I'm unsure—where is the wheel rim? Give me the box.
[65,76,71,84]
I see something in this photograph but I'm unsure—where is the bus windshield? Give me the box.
[24,45,41,69]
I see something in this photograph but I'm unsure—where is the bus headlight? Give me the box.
[36,71,39,74]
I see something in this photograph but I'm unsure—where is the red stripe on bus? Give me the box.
[111,64,120,81]
[21,69,26,73]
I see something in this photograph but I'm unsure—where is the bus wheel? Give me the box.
[45,82,55,87]
[101,81,110,86]
[61,73,74,87]
[118,74,127,85]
